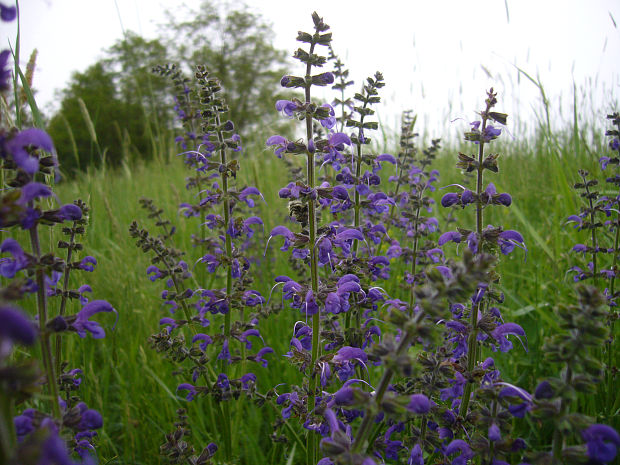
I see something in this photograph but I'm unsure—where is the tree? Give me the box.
[47,62,154,175]
[160,0,290,131]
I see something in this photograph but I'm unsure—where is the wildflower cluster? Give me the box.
[1,4,113,463]
[132,65,270,462]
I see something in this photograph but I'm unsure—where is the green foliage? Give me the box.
[47,62,155,176]
[161,0,290,131]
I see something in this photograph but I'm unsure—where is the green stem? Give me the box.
[459,114,489,419]
[552,366,573,461]
[0,394,16,465]
[305,41,321,465]
[55,226,77,374]
[29,226,61,420]
[214,113,234,461]
[408,195,422,313]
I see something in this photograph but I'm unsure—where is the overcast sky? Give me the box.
[3,0,620,138]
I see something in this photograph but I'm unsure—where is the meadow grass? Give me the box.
[27,118,612,464]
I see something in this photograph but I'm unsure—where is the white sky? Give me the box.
[2,0,620,138]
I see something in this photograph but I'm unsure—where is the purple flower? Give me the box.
[441,193,459,207]
[240,373,257,389]
[7,128,55,174]
[444,439,474,465]
[275,100,298,117]
[269,225,295,251]
[319,103,336,129]
[0,238,29,278]
[238,187,263,207]
[491,322,527,352]
[266,135,288,158]
[408,444,423,465]
[40,431,76,465]
[376,153,397,165]
[438,230,462,246]
[498,230,526,256]
[333,387,355,406]
[72,300,117,339]
[78,256,97,272]
[18,182,53,205]
[407,394,431,414]
[0,305,37,348]
[496,192,512,206]
[313,72,334,86]
[482,124,502,142]
[217,339,231,363]
[581,424,620,464]
[600,156,612,170]
[461,189,475,205]
[534,380,554,399]
[488,423,501,442]
[252,346,273,367]
[77,407,103,431]
[192,333,213,351]
[57,204,83,221]
[0,50,11,91]
[0,4,16,22]
[177,383,198,401]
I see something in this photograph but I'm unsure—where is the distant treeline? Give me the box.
[42,1,291,177]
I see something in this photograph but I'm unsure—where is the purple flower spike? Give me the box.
[72,300,117,339]
[581,424,620,464]
[407,394,431,414]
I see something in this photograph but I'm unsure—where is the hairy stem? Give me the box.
[304,41,321,465]
[29,226,61,420]
[459,113,489,419]
[54,225,76,374]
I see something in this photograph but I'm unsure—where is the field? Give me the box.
[2,6,619,465]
